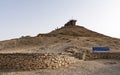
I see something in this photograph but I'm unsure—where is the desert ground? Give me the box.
[0,20,120,75]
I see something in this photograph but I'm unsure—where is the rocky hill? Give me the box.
[0,20,120,53]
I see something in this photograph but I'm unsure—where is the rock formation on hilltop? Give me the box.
[49,20,106,37]
[64,19,77,27]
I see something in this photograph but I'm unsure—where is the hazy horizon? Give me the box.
[0,0,120,41]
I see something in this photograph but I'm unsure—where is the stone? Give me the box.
[64,20,77,27]
[0,53,75,70]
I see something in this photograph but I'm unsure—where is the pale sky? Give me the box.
[0,0,120,41]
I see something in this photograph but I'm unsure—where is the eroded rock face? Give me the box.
[64,20,77,27]
[0,53,76,71]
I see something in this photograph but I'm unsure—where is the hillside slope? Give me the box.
[0,20,120,53]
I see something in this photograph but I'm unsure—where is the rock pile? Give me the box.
[0,53,75,71]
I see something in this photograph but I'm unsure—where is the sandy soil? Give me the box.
[0,59,120,75]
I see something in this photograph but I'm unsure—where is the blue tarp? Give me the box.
[92,47,110,52]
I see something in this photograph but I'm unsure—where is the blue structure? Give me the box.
[92,47,110,52]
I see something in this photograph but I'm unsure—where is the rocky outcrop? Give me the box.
[0,53,75,71]
[64,20,77,27]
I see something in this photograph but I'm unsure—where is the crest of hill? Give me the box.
[48,20,106,37]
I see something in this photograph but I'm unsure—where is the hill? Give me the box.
[0,20,120,53]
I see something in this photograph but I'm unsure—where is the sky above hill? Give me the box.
[0,0,120,40]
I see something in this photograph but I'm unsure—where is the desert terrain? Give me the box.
[0,20,120,75]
